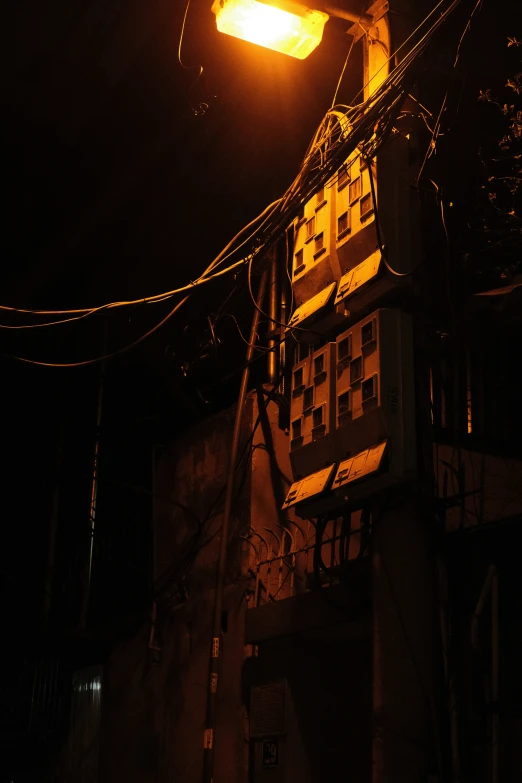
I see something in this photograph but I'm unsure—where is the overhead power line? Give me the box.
[2,0,473,367]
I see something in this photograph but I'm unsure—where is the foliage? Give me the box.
[474,37,522,279]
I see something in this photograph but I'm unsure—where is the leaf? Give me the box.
[506,79,522,94]
[507,37,522,47]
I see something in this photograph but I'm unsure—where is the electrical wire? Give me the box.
[366,156,421,277]
[1,0,473,361]
[246,255,323,336]
[0,199,281,320]
[178,0,208,116]
[2,295,189,368]
[417,0,483,184]
[214,312,269,353]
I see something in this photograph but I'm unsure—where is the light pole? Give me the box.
[205,3,446,783]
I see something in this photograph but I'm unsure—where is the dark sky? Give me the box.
[0,0,365,640]
[2,0,361,310]
[0,0,519,637]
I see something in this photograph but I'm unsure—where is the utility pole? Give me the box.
[202,268,269,783]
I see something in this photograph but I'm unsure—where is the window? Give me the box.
[338,165,349,188]
[350,356,363,384]
[362,375,378,403]
[292,419,302,439]
[314,232,324,256]
[314,354,325,377]
[337,335,351,362]
[303,387,314,412]
[297,203,305,221]
[293,367,304,393]
[316,186,325,205]
[306,216,315,239]
[338,391,351,416]
[337,211,349,236]
[360,192,373,220]
[294,249,304,275]
[361,319,376,347]
[349,177,361,203]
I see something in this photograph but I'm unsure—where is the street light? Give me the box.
[212,0,380,59]
[211,0,329,59]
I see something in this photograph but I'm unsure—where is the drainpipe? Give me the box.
[267,250,279,386]
[202,267,268,783]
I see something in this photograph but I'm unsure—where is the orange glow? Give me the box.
[212,0,328,60]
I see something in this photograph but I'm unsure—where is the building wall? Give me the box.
[99,402,254,783]
[96,389,375,783]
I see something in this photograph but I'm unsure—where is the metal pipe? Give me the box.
[322,3,373,27]
[279,282,288,395]
[267,251,279,385]
[202,268,268,783]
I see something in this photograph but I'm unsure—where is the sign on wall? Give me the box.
[262,739,279,768]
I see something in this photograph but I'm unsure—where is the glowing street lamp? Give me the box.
[211,0,329,60]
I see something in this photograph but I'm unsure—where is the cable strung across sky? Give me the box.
[1,0,471,366]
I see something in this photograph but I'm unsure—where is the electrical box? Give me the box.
[335,150,379,275]
[333,134,420,281]
[250,679,312,783]
[292,184,342,308]
[333,248,396,318]
[289,441,387,518]
[376,132,421,279]
[332,440,387,489]
[288,135,419,342]
[282,463,336,510]
[286,281,343,339]
[289,343,337,478]
[335,308,415,480]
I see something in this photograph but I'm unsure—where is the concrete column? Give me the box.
[372,498,440,783]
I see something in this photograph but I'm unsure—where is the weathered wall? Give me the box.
[99,400,254,783]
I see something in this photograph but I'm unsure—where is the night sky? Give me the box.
[1,5,521,783]
[1,0,519,643]
[0,0,366,647]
